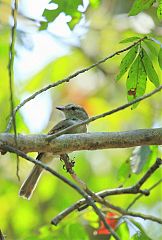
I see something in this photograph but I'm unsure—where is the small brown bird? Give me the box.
[19,104,89,199]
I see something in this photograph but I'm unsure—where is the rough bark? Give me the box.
[0,128,162,155]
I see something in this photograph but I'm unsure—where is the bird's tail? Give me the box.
[19,165,43,200]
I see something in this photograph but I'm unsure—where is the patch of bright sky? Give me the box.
[20,92,52,133]
[16,0,89,133]
[16,0,88,80]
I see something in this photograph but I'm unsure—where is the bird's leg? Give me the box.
[60,154,75,173]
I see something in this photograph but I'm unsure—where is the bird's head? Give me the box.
[56,104,89,120]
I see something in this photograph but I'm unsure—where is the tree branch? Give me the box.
[5,36,147,132]
[126,179,162,210]
[0,128,162,154]
[51,159,161,225]
[1,143,120,239]
[46,85,162,141]
[8,0,19,180]
[100,200,162,224]
[51,187,162,225]
[133,158,162,189]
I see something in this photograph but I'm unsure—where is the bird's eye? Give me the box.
[71,107,75,110]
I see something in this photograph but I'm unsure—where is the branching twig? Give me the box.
[60,154,105,203]
[51,159,162,225]
[99,200,162,224]
[133,158,162,189]
[126,179,162,210]
[51,188,162,226]
[47,85,162,141]
[52,189,162,226]
[60,154,87,190]
[5,36,147,133]
[8,0,19,180]
[1,144,120,240]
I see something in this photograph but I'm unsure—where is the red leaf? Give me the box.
[96,212,119,235]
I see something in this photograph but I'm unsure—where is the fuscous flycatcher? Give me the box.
[19,104,89,199]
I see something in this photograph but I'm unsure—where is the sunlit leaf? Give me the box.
[131,232,151,240]
[157,1,162,20]
[116,221,130,239]
[40,0,84,30]
[130,146,151,174]
[39,21,48,31]
[129,220,152,240]
[141,145,159,172]
[142,39,159,57]
[120,37,140,44]
[142,49,160,87]
[129,0,155,16]
[89,0,101,7]
[149,145,158,164]
[158,47,162,69]
[117,160,131,182]
[126,53,147,108]
[67,11,82,30]
[116,45,138,81]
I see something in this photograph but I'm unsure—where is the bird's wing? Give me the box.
[47,119,76,135]
[36,119,76,160]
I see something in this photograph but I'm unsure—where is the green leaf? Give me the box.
[143,39,159,57]
[39,21,48,31]
[149,145,158,162]
[120,37,140,44]
[40,0,84,30]
[67,11,82,30]
[116,45,138,81]
[89,0,101,7]
[126,54,147,108]
[131,232,152,240]
[129,220,152,240]
[142,49,160,87]
[130,146,151,174]
[157,1,162,20]
[129,0,155,16]
[117,160,131,182]
[116,221,130,239]
[143,145,158,171]
[158,47,162,69]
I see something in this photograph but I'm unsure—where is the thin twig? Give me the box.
[60,154,87,190]
[51,159,161,225]
[51,188,162,226]
[5,36,147,133]
[100,199,162,224]
[51,200,86,225]
[1,144,120,240]
[8,0,20,180]
[60,154,105,203]
[126,179,162,210]
[133,158,162,189]
[47,85,162,141]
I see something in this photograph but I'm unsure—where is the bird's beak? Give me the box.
[56,106,65,111]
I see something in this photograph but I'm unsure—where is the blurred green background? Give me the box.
[0,0,161,239]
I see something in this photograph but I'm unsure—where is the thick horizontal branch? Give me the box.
[0,128,162,154]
